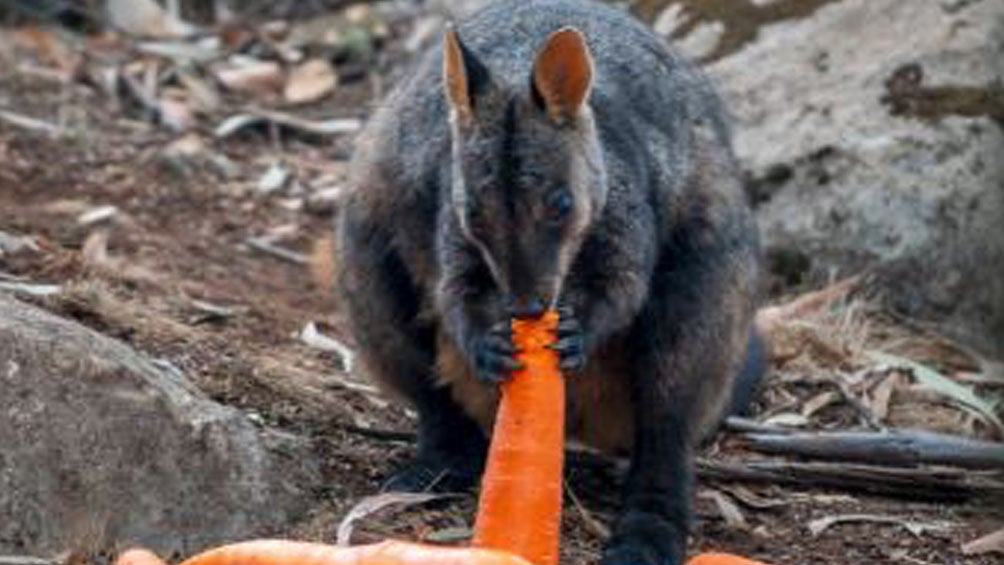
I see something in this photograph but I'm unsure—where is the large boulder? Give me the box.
[657,0,1004,359]
[0,293,321,555]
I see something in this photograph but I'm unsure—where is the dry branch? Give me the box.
[245,236,309,265]
[335,423,1004,502]
[744,429,1004,469]
[696,459,1004,502]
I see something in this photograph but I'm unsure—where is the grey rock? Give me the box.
[664,0,1004,357]
[0,293,321,555]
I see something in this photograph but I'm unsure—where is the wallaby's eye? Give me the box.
[545,190,573,223]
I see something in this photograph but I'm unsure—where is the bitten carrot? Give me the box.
[472,310,564,565]
[686,553,773,565]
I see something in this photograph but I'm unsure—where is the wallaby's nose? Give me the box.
[511,295,546,319]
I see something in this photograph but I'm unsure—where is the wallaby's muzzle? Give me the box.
[510,295,547,319]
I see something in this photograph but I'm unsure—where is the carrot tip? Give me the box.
[113,548,168,565]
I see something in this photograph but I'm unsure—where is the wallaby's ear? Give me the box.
[532,27,594,124]
[443,26,480,123]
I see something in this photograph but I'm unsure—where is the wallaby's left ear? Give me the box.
[443,25,490,124]
[531,27,594,124]
[444,25,472,122]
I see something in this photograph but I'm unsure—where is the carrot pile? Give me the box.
[111,311,775,565]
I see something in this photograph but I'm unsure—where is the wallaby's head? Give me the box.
[443,26,607,317]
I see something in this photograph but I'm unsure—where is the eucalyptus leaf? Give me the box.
[868,351,1003,435]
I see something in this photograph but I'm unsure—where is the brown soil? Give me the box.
[0,19,1001,565]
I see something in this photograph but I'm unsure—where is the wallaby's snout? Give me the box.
[510,294,547,319]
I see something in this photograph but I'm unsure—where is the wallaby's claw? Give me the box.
[550,306,587,373]
[471,321,523,383]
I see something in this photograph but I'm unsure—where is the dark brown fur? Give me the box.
[333,2,763,563]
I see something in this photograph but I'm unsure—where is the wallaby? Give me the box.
[334,1,763,563]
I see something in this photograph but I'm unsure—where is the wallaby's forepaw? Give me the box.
[551,305,587,372]
[380,459,479,493]
[471,320,522,384]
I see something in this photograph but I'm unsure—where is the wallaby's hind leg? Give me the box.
[728,329,766,417]
[602,259,755,565]
[336,214,487,492]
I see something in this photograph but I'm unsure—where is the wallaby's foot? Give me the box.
[600,510,686,565]
[384,388,488,493]
[381,456,481,493]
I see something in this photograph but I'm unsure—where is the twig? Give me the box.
[755,276,860,334]
[0,281,62,296]
[337,424,416,443]
[820,373,884,430]
[246,237,308,265]
[0,557,57,565]
[743,429,1004,469]
[696,458,1004,502]
[724,416,795,435]
[565,483,611,539]
[807,514,953,537]
[0,108,61,136]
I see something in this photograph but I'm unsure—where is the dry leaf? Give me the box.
[762,412,811,428]
[756,276,859,336]
[336,492,455,546]
[962,527,1004,556]
[700,489,748,531]
[868,372,901,421]
[106,0,197,39]
[301,321,356,373]
[423,526,473,543]
[158,94,196,131]
[215,110,361,139]
[77,205,119,227]
[164,133,206,157]
[801,390,841,418]
[0,109,61,136]
[0,281,61,296]
[284,58,338,105]
[309,234,337,294]
[566,484,611,539]
[717,485,791,510]
[257,162,291,194]
[13,27,79,76]
[81,230,111,266]
[214,60,284,96]
[135,40,219,62]
[870,351,1004,436]
[808,514,953,537]
[188,298,248,322]
[305,186,345,215]
[0,231,39,256]
[177,71,221,112]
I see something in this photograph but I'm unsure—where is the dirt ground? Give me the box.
[0,11,1001,565]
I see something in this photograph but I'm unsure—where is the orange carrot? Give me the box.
[114,549,169,565]
[473,310,564,565]
[115,540,534,565]
[109,318,778,565]
[686,553,773,565]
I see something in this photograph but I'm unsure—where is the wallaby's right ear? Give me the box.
[443,26,485,124]
[531,27,594,125]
